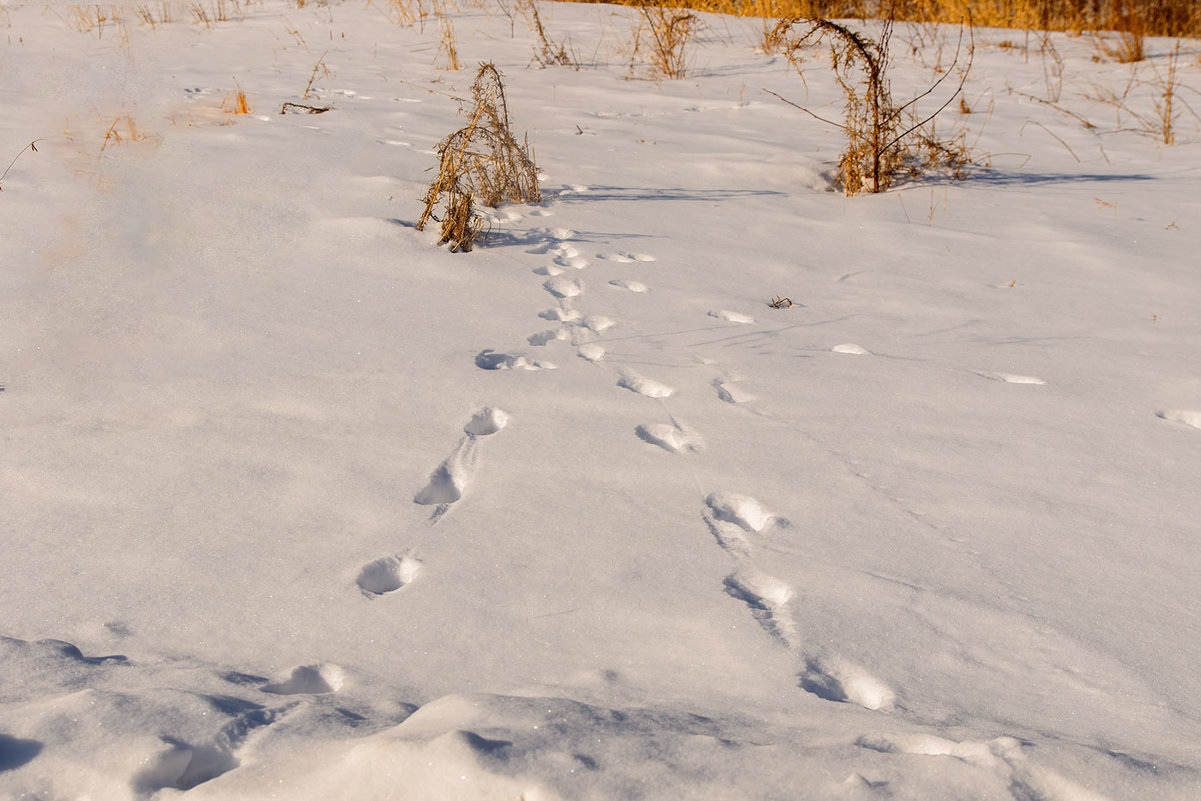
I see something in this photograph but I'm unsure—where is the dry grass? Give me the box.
[223,88,252,115]
[631,4,701,80]
[520,0,579,68]
[416,63,541,252]
[435,3,462,70]
[575,0,1200,37]
[67,4,130,48]
[771,15,972,194]
[99,113,152,155]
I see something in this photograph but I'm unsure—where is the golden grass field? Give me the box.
[574,0,1199,37]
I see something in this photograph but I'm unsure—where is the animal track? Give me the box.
[617,371,675,399]
[551,245,589,270]
[584,315,615,334]
[724,571,796,646]
[464,407,509,436]
[538,307,582,323]
[977,371,1046,385]
[262,663,345,695]
[705,492,773,533]
[714,379,755,404]
[1157,409,1201,430]
[708,310,755,324]
[857,733,1110,801]
[475,350,555,371]
[598,251,656,263]
[414,407,508,519]
[544,276,582,299]
[800,656,896,711]
[527,329,567,346]
[635,422,704,453]
[356,555,422,597]
[577,343,606,363]
[608,279,648,293]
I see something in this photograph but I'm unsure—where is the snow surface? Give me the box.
[2,2,1201,799]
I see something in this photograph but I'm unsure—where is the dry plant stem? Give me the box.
[773,14,973,194]
[0,140,41,191]
[281,102,331,114]
[435,4,461,70]
[1010,88,1095,128]
[304,51,329,99]
[634,5,699,80]
[521,0,576,68]
[416,63,540,252]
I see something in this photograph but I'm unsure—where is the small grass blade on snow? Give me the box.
[0,140,42,191]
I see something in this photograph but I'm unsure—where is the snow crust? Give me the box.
[2,3,1200,799]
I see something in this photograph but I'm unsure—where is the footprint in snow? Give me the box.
[551,244,588,270]
[584,315,615,334]
[527,329,567,346]
[724,570,796,647]
[475,350,555,371]
[414,407,508,521]
[1157,409,1201,430]
[356,555,422,597]
[976,371,1046,385]
[608,279,649,293]
[577,343,606,363]
[543,276,582,299]
[635,421,704,453]
[262,663,345,695]
[598,251,656,263]
[708,310,756,324]
[857,733,1108,801]
[538,307,582,323]
[705,491,773,533]
[714,379,755,404]
[800,656,896,711]
[617,371,675,399]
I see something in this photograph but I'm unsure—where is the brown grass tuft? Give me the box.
[223,88,251,115]
[631,3,701,80]
[771,13,973,195]
[416,63,541,252]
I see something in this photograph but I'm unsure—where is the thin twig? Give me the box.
[0,140,43,190]
[1021,120,1080,163]
[763,88,846,130]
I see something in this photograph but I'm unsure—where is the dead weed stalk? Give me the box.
[416,63,541,252]
[771,15,972,194]
[631,4,701,80]
[520,0,578,68]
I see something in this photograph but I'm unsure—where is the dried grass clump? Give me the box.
[631,4,701,80]
[771,16,972,195]
[520,0,578,68]
[416,63,541,252]
[223,88,251,115]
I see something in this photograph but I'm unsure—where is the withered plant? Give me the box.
[771,15,972,195]
[416,63,541,252]
[434,3,461,70]
[520,0,578,68]
[631,4,700,80]
[0,141,41,192]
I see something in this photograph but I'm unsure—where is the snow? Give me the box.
[2,2,1200,799]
